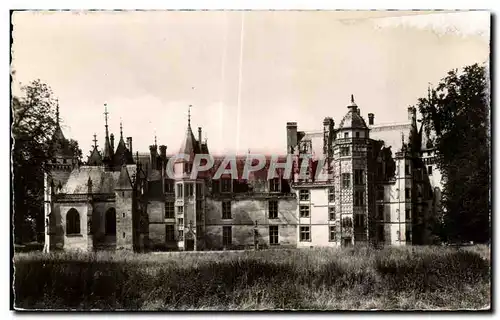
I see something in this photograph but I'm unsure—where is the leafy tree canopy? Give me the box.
[417,63,490,243]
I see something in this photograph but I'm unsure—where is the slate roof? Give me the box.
[61,165,137,194]
[338,102,368,130]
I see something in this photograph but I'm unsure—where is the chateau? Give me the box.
[43,96,442,252]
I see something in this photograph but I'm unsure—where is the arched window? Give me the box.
[66,208,80,235]
[105,208,116,235]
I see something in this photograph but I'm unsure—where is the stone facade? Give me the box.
[44,98,442,252]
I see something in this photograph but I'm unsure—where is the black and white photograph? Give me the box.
[10,9,491,311]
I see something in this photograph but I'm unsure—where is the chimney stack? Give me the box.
[286,122,298,154]
[159,145,167,160]
[368,113,374,125]
[126,137,133,154]
[110,134,115,151]
[149,145,158,170]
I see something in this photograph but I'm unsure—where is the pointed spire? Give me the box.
[188,104,192,128]
[93,133,97,148]
[104,103,109,138]
[103,103,114,164]
[55,98,60,125]
[120,119,123,140]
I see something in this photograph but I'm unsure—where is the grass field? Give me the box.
[13,245,491,310]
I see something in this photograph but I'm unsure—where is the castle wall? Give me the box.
[116,190,133,250]
[58,204,89,251]
[204,197,297,249]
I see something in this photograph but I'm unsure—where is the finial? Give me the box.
[104,103,109,138]
[154,135,157,147]
[188,105,192,127]
[55,98,60,125]
[104,103,109,126]
[135,151,139,163]
[120,119,123,139]
[351,94,355,104]
[92,133,97,148]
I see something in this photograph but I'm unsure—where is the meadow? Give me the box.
[13,245,491,311]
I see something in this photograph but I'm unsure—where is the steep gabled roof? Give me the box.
[87,146,103,166]
[179,124,201,156]
[50,124,74,157]
[116,164,133,190]
[113,137,134,166]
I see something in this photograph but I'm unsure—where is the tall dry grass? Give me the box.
[13,245,490,310]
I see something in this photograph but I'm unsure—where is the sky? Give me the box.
[11,10,490,157]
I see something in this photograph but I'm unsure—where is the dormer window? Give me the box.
[344,132,349,139]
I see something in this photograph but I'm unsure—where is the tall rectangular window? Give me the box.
[269,178,280,192]
[355,214,365,228]
[329,226,336,242]
[177,218,184,226]
[269,200,278,219]
[342,217,353,228]
[185,183,194,197]
[354,190,364,206]
[299,189,310,201]
[328,187,335,202]
[405,164,410,175]
[300,226,310,241]
[212,179,220,193]
[165,179,174,193]
[329,206,336,220]
[165,225,175,241]
[223,226,232,246]
[427,165,433,175]
[165,201,174,219]
[299,205,310,218]
[196,225,202,238]
[177,206,184,215]
[405,188,411,199]
[221,179,232,193]
[340,146,350,156]
[269,226,279,245]
[342,173,351,188]
[354,169,364,185]
[176,184,183,198]
[344,132,349,139]
[196,183,203,198]
[378,205,384,220]
[196,200,203,221]
[178,230,184,240]
[406,209,411,220]
[222,201,232,219]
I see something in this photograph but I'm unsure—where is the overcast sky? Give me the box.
[11,10,489,156]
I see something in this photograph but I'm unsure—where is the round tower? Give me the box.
[333,95,370,246]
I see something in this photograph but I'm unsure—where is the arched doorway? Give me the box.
[105,208,116,235]
[66,208,80,235]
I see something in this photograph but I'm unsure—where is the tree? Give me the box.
[12,80,82,243]
[416,63,490,243]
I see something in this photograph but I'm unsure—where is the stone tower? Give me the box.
[43,102,78,252]
[115,164,134,250]
[333,95,371,246]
